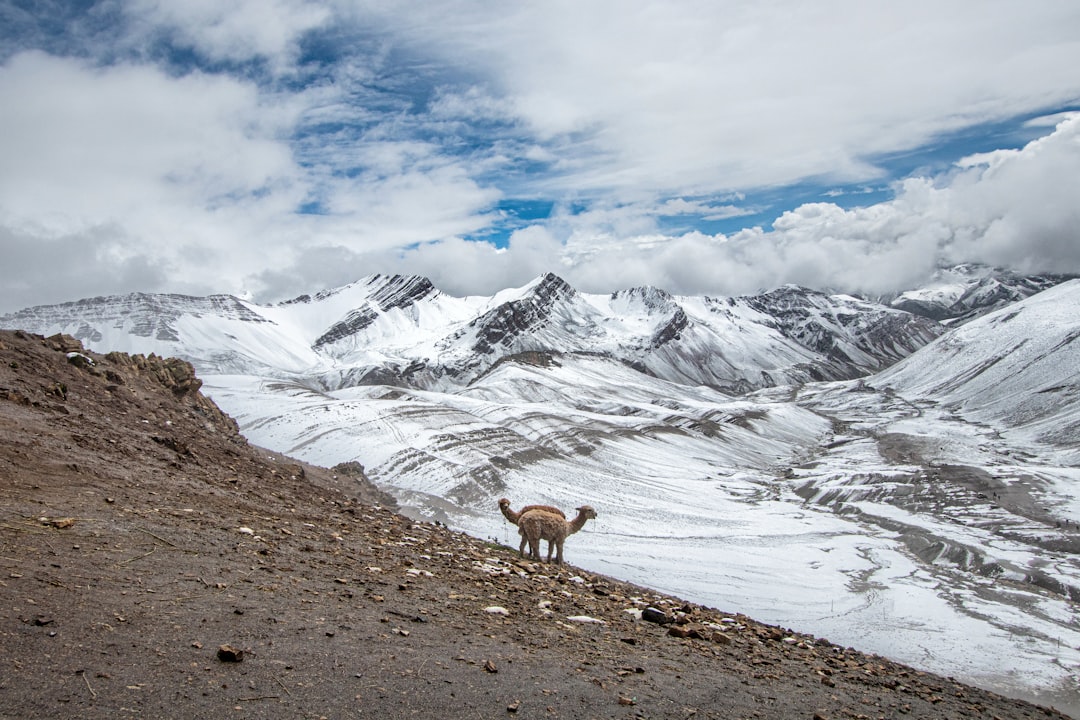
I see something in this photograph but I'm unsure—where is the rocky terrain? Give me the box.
[0,329,1069,719]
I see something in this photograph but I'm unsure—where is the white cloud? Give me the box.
[412,115,1079,299]
[0,49,503,311]
[0,51,302,229]
[123,0,330,70]
[354,1,1080,195]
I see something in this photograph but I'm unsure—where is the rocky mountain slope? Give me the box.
[0,329,1067,719]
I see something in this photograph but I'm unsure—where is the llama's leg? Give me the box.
[518,529,528,558]
[522,526,539,560]
[555,538,565,564]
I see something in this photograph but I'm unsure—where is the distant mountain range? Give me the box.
[2,264,1065,396]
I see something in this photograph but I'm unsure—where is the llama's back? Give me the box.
[518,510,567,541]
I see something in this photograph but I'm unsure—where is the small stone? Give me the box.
[641,607,672,625]
[484,660,497,673]
[507,700,520,713]
[216,644,244,662]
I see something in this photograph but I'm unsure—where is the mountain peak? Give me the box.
[313,275,439,350]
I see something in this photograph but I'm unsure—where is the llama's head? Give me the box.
[576,505,597,520]
[498,498,511,509]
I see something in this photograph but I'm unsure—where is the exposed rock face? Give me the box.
[314,275,437,349]
[887,265,1077,323]
[741,285,942,374]
[470,273,577,356]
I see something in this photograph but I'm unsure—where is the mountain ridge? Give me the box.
[0,271,952,395]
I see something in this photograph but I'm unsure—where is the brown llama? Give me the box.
[498,498,566,557]
[518,506,597,565]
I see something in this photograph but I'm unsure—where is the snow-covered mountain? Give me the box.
[0,272,942,394]
[886,263,1074,324]
[3,272,1080,713]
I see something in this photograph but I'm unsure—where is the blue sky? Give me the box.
[1,1,1079,313]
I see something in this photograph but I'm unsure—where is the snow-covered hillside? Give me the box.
[877,279,1080,462]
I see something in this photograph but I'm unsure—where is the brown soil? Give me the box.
[0,329,1068,719]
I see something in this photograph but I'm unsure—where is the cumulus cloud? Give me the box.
[0,51,302,226]
[534,115,1080,297]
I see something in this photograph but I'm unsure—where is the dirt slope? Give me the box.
[0,329,1067,719]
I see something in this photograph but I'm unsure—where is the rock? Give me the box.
[216,644,244,662]
[46,334,83,353]
[641,607,672,625]
[484,660,497,673]
[66,352,95,370]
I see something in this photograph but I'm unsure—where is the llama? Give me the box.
[498,498,566,558]
[497,498,565,523]
[517,506,597,565]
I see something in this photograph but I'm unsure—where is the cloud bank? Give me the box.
[0,1,1078,312]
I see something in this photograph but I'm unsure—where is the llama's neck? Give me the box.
[499,504,519,523]
[568,512,590,534]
